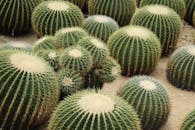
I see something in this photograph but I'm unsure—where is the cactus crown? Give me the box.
[68,49,83,58]
[47,1,70,11]
[147,5,171,15]
[125,26,151,39]
[139,80,156,90]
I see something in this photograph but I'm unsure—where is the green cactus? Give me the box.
[0,0,41,35]
[140,0,186,18]
[131,5,182,55]
[31,1,84,37]
[55,27,88,49]
[0,50,59,130]
[60,45,93,74]
[88,0,136,26]
[181,109,195,130]
[119,76,170,130]
[95,57,121,83]
[83,15,119,42]
[78,36,109,67]
[184,0,195,25]
[33,36,57,52]
[108,26,161,76]
[48,90,142,130]
[167,45,195,91]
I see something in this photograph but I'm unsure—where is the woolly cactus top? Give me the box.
[188,46,195,56]
[172,45,195,57]
[68,48,83,58]
[56,27,87,34]
[147,5,171,15]
[47,1,70,11]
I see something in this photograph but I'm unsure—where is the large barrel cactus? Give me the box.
[32,1,84,37]
[48,90,142,130]
[108,26,161,76]
[167,45,195,91]
[181,109,195,130]
[0,50,59,130]
[0,0,41,35]
[131,5,182,55]
[184,0,195,25]
[119,76,170,130]
[88,0,136,26]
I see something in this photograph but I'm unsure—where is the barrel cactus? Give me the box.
[0,0,41,35]
[167,45,195,91]
[32,1,84,37]
[88,0,136,26]
[0,50,59,130]
[108,26,161,76]
[119,76,170,130]
[140,0,186,18]
[78,36,109,66]
[83,15,119,42]
[131,5,182,55]
[48,90,142,130]
[184,0,195,25]
[181,109,195,130]
[55,27,88,49]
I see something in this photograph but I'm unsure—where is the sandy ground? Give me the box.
[0,22,194,130]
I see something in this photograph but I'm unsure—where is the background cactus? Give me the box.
[0,0,41,35]
[181,109,195,130]
[83,15,119,42]
[48,90,142,130]
[64,0,86,9]
[55,27,88,49]
[88,0,136,26]
[167,45,195,91]
[193,11,195,26]
[140,0,186,18]
[184,0,195,25]
[0,50,59,130]
[119,76,170,130]
[108,26,161,76]
[131,5,182,55]
[31,1,84,37]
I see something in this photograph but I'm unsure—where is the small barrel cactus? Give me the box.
[108,26,161,76]
[78,36,109,67]
[48,90,142,130]
[60,45,93,74]
[119,76,170,130]
[131,5,182,55]
[88,0,136,26]
[167,45,195,91]
[0,0,41,35]
[0,50,59,130]
[95,57,121,82]
[140,0,186,18]
[32,1,84,37]
[181,109,195,130]
[83,15,119,42]
[55,27,88,49]
[184,0,195,25]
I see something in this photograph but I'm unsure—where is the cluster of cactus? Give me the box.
[167,45,195,91]
[131,5,182,55]
[119,76,170,130]
[0,50,59,130]
[83,15,119,42]
[0,0,41,35]
[140,0,186,18]
[88,0,136,26]
[108,26,161,76]
[181,109,195,130]
[32,1,84,37]
[48,90,142,130]
[184,0,195,25]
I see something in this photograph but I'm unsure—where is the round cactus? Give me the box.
[78,36,109,66]
[95,57,121,82]
[181,109,195,130]
[0,0,41,35]
[184,0,195,25]
[88,0,136,26]
[55,27,88,49]
[31,1,84,37]
[60,45,93,74]
[0,50,59,130]
[140,0,186,18]
[33,36,57,52]
[83,15,119,42]
[167,45,195,91]
[48,90,142,130]
[119,76,170,130]
[58,68,83,98]
[131,5,182,55]
[108,26,161,76]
